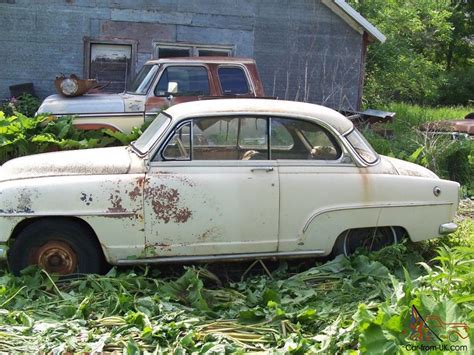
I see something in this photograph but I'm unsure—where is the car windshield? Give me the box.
[131,113,171,154]
[346,129,379,164]
[127,65,159,94]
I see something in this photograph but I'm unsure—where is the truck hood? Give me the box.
[382,156,439,179]
[0,147,144,182]
[37,94,125,115]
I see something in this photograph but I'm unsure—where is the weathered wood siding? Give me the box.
[0,0,364,110]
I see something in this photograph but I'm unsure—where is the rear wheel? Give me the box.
[8,219,104,276]
[335,227,398,256]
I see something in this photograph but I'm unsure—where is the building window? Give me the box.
[84,38,137,93]
[153,42,233,59]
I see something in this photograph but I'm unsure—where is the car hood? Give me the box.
[382,156,439,179]
[37,94,125,115]
[0,147,144,182]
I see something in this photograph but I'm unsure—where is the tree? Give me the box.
[349,0,473,106]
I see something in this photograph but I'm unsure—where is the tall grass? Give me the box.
[381,103,473,126]
[363,103,474,196]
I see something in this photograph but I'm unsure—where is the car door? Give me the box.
[143,115,279,257]
[270,117,372,254]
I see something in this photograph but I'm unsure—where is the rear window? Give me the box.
[218,67,249,95]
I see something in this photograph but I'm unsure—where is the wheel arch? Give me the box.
[8,216,107,261]
[330,225,408,256]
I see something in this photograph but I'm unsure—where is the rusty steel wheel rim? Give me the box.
[31,240,78,275]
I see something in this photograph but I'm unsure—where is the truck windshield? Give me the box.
[131,113,171,155]
[127,65,159,94]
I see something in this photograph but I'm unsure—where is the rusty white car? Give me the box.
[0,99,460,275]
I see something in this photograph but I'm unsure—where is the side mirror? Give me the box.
[167,81,178,94]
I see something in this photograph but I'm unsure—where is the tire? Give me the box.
[8,219,104,276]
[334,227,398,257]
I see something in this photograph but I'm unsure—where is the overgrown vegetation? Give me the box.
[0,212,472,352]
[362,103,474,196]
[0,94,41,118]
[349,0,473,107]
[0,111,141,164]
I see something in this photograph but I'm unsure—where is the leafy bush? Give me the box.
[349,0,473,107]
[438,66,474,106]
[0,111,141,164]
[0,94,41,117]
[362,103,474,196]
[0,217,471,352]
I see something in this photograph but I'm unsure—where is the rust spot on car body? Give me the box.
[128,186,142,201]
[197,227,222,242]
[155,172,195,187]
[108,193,127,213]
[145,184,192,223]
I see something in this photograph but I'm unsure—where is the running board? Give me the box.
[116,249,326,265]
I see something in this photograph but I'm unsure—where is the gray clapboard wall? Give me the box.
[0,0,368,110]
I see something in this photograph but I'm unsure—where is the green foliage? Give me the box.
[349,0,473,106]
[0,112,141,165]
[0,218,472,352]
[0,94,41,117]
[362,103,474,195]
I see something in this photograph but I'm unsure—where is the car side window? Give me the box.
[270,117,341,160]
[161,122,191,160]
[193,117,268,160]
[218,67,250,95]
[155,66,210,96]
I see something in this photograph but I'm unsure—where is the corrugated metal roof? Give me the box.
[322,0,386,43]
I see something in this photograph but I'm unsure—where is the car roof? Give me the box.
[164,99,353,134]
[145,57,257,65]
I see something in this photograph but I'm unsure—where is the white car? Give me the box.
[0,99,459,275]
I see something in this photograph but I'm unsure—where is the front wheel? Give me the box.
[335,227,399,257]
[8,219,104,276]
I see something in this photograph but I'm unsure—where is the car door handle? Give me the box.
[250,167,274,172]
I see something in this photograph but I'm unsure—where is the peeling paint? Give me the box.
[197,226,222,242]
[80,192,93,206]
[155,173,195,187]
[108,193,127,213]
[145,184,192,223]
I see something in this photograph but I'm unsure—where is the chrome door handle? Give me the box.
[250,167,274,172]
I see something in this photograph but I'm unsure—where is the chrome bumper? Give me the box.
[439,222,457,235]
[0,244,7,261]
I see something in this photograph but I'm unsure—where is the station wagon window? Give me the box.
[155,66,210,96]
[218,67,250,95]
[270,118,341,160]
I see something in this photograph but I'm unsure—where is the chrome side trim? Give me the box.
[302,202,454,233]
[117,249,325,265]
[51,112,143,118]
[439,222,457,235]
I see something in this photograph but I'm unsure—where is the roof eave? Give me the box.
[322,0,386,43]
